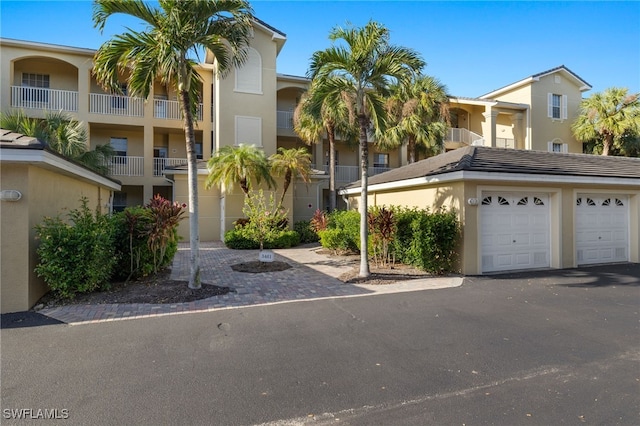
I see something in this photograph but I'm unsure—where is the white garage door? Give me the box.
[480,192,550,273]
[576,195,629,265]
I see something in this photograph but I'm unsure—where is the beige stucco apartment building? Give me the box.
[1,16,637,309]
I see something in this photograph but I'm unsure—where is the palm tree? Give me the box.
[205,144,275,197]
[269,147,312,208]
[383,74,450,163]
[0,110,114,174]
[294,82,357,211]
[308,21,424,277]
[572,87,640,156]
[92,0,253,289]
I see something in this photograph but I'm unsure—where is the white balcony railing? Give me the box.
[446,128,484,146]
[11,86,78,112]
[317,165,393,183]
[496,138,515,149]
[109,156,144,176]
[153,157,188,177]
[90,93,145,117]
[154,99,203,121]
[277,110,294,129]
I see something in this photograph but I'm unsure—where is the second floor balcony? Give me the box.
[154,99,204,121]
[107,156,189,177]
[316,164,393,184]
[11,86,78,112]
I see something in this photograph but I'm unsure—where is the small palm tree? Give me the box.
[294,82,357,211]
[205,144,275,197]
[383,74,450,163]
[92,0,254,289]
[572,87,640,156]
[308,21,424,277]
[1,110,114,174]
[269,147,312,207]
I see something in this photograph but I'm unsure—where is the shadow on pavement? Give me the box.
[476,263,640,288]
[1,312,65,329]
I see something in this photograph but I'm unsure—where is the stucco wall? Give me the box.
[1,163,112,313]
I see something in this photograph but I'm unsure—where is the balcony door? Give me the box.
[154,147,168,176]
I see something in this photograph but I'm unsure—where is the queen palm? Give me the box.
[92,0,253,289]
[572,87,640,156]
[269,147,312,208]
[205,144,275,197]
[293,82,357,211]
[308,21,424,277]
[383,74,450,163]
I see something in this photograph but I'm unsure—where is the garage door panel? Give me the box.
[481,192,550,273]
[576,195,629,265]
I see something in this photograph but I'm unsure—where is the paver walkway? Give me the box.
[39,242,462,325]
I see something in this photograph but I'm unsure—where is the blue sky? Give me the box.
[1,1,638,97]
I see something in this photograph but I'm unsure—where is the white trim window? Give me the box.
[21,73,50,104]
[547,93,568,120]
[374,153,389,168]
[235,116,262,147]
[547,140,568,153]
[110,137,128,156]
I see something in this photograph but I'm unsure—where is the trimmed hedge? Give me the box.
[224,228,300,249]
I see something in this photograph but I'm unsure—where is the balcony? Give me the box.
[317,165,393,183]
[153,157,188,177]
[90,93,144,117]
[277,110,294,129]
[109,156,144,176]
[11,86,78,112]
[446,128,484,146]
[154,99,204,121]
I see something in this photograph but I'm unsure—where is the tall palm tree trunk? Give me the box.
[328,126,337,211]
[407,136,416,163]
[358,114,370,278]
[279,170,292,207]
[603,133,613,156]
[180,90,201,289]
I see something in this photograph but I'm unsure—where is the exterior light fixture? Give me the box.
[0,190,23,201]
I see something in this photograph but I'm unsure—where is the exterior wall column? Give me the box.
[400,143,408,166]
[77,65,91,125]
[314,138,324,169]
[482,109,499,148]
[143,123,154,201]
[511,113,525,150]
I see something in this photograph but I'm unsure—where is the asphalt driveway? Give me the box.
[1,263,638,425]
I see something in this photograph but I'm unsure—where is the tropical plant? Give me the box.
[382,74,450,162]
[368,206,396,267]
[269,147,312,207]
[293,81,357,211]
[92,0,254,289]
[0,110,114,173]
[205,144,276,197]
[308,21,424,277]
[572,87,640,156]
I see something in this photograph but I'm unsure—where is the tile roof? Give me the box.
[0,128,46,148]
[345,147,640,188]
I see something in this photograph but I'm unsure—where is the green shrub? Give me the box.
[224,228,300,249]
[390,207,460,274]
[294,220,319,244]
[326,209,360,251]
[318,228,351,252]
[111,196,184,281]
[34,198,117,299]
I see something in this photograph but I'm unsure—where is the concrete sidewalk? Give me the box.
[37,242,462,325]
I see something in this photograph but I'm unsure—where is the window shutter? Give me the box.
[547,141,553,152]
[562,95,568,120]
[547,93,553,118]
[235,116,262,147]
[235,48,262,94]
[562,143,568,153]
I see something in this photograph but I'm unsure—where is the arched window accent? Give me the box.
[498,196,509,206]
[481,197,492,205]
[586,198,596,206]
[517,197,528,205]
[602,198,611,206]
[615,198,624,206]
[576,198,582,206]
[235,47,262,94]
[533,197,544,206]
